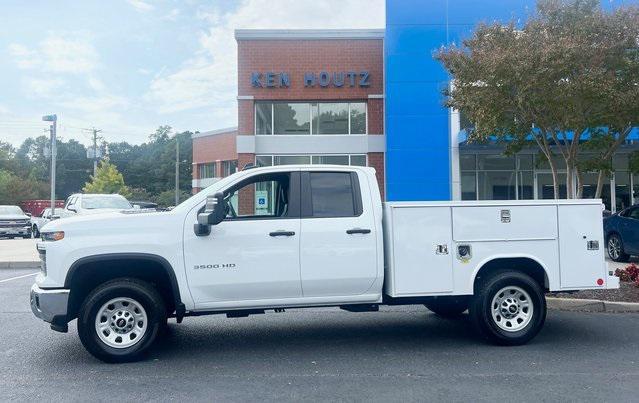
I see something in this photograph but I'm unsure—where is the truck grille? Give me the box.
[0,220,29,227]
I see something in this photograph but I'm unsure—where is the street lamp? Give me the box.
[42,114,57,215]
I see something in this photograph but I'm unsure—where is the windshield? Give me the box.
[0,206,25,215]
[81,196,132,210]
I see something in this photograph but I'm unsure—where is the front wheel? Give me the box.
[77,278,166,363]
[469,270,546,346]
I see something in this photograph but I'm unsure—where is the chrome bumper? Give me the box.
[30,284,69,325]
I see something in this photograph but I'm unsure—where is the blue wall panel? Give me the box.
[385,0,537,201]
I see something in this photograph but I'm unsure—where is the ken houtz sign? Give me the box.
[251,71,370,88]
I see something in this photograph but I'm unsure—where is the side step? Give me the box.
[226,309,265,318]
[340,304,379,313]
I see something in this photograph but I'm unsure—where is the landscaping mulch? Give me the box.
[551,281,639,303]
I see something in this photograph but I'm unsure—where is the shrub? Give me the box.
[615,264,639,287]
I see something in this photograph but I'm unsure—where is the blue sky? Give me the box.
[0,0,384,147]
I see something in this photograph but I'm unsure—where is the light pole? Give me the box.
[42,114,57,215]
[175,135,179,206]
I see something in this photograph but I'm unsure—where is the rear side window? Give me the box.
[306,172,362,218]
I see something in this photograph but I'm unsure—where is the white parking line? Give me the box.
[0,272,38,283]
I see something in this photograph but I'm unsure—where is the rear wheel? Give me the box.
[469,270,546,345]
[77,278,166,363]
[32,225,40,238]
[424,297,469,318]
[607,234,629,262]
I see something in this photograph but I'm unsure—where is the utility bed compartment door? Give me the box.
[558,204,606,289]
[386,206,453,296]
[452,205,557,241]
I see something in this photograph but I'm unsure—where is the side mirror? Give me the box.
[51,215,60,220]
[194,192,225,236]
[67,206,77,213]
[25,212,32,217]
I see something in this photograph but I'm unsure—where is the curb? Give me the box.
[0,261,39,269]
[547,297,639,313]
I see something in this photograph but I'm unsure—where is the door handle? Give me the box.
[346,228,371,235]
[269,230,295,237]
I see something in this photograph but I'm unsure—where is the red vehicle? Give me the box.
[20,200,64,217]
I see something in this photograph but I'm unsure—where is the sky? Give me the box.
[0,0,384,147]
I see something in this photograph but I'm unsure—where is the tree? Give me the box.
[437,0,639,199]
[82,160,132,198]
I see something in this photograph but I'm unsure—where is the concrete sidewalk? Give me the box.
[0,238,38,268]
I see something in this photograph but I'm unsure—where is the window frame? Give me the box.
[220,171,301,221]
[300,171,363,219]
[255,101,367,136]
[256,154,367,167]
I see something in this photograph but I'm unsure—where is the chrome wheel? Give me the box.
[490,286,533,332]
[608,237,621,260]
[95,297,147,349]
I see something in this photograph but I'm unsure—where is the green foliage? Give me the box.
[437,0,639,198]
[82,160,132,198]
[0,169,48,205]
[1,126,193,204]
[155,189,191,208]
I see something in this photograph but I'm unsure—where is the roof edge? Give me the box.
[192,127,238,139]
[235,29,384,41]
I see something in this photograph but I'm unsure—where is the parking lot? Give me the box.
[1,265,638,402]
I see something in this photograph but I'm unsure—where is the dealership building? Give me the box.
[192,0,638,212]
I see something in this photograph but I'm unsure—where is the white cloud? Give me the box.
[146,0,384,119]
[23,77,66,98]
[126,0,154,12]
[9,33,98,74]
[58,94,129,114]
[163,8,180,21]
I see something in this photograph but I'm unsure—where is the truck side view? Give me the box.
[30,165,619,362]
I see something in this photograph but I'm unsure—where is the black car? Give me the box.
[603,205,639,262]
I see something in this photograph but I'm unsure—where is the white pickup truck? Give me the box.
[31,165,618,362]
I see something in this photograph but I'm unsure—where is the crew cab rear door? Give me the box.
[299,170,378,297]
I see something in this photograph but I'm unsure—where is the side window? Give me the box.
[305,172,362,218]
[223,172,297,219]
[629,208,639,220]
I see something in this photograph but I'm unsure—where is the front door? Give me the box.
[183,171,302,307]
[299,170,377,297]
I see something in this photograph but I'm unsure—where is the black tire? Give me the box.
[32,226,40,238]
[469,270,546,346]
[424,296,469,318]
[77,278,166,363]
[607,233,629,262]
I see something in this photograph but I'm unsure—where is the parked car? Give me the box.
[31,208,60,238]
[0,205,32,239]
[60,193,133,217]
[31,165,617,363]
[603,205,639,262]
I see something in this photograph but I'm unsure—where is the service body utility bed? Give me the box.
[383,200,616,298]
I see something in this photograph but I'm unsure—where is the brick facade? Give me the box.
[193,31,386,199]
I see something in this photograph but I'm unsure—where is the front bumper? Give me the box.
[0,226,30,236]
[30,284,70,331]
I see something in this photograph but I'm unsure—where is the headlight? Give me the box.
[41,231,64,241]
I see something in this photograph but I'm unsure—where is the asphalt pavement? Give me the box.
[1,266,639,402]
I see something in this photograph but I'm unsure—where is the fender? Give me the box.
[64,253,186,321]
[468,253,551,291]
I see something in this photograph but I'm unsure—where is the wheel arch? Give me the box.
[64,253,184,321]
[472,255,550,292]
